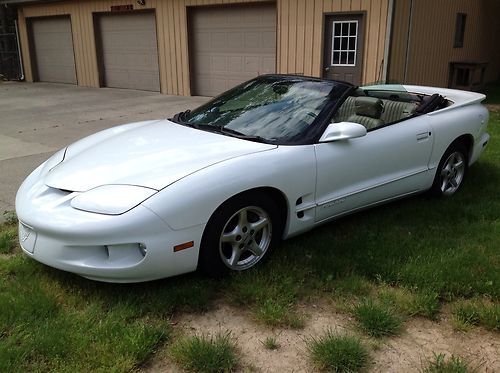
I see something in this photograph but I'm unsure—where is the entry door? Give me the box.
[314,117,433,222]
[323,14,364,85]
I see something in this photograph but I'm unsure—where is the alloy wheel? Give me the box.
[440,151,465,196]
[219,206,272,270]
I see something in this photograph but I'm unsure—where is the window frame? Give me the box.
[330,20,359,67]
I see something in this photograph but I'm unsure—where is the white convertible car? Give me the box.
[16,75,490,282]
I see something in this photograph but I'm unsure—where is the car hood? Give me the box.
[44,119,276,192]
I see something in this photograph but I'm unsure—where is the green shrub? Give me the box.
[353,299,403,337]
[170,332,238,373]
[261,336,280,350]
[307,331,369,372]
[423,353,470,373]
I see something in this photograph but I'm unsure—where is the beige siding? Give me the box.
[387,0,409,83]
[18,0,390,95]
[389,0,500,86]
[277,0,389,84]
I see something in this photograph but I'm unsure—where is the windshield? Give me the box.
[358,83,419,101]
[180,76,351,144]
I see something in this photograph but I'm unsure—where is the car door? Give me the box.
[314,116,434,222]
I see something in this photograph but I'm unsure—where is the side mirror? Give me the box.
[319,122,367,142]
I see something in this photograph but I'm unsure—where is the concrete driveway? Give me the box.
[0,82,209,219]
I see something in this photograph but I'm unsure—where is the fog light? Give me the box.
[139,243,147,257]
[104,243,147,265]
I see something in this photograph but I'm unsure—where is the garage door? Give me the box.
[190,4,276,96]
[97,12,160,92]
[31,17,76,84]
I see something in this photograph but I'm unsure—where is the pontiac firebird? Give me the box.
[16,75,490,282]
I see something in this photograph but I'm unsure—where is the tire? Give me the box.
[198,193,283,278]
[430,142,468,197]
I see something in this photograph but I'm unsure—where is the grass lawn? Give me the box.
[0,96,499,371]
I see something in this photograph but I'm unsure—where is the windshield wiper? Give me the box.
[187,123,270,143]
[220,126,271,143]
[171,116,272,143]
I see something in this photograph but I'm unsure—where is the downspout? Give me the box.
[14,19,24,81]
[403,0,414,84]
[382,0,395,82]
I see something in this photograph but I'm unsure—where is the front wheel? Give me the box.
[198,193,282,277]
[430,143,468,197]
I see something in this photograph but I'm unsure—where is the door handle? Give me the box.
[416,132,431,141]
[325,67,330,72]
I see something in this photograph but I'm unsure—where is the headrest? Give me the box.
[354,97,384,119]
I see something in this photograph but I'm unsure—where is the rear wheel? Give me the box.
[198,193,282,277]
[430,143,468,197]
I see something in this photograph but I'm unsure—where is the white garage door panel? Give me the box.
[99,13,160,92]
[32,17,76,84]
[191,4,277,96]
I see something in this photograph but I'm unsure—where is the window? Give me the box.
[454,13,466,48]
[455,67,470,86]
[331,20,358,66]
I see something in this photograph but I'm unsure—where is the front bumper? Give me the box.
[16,166,203,283]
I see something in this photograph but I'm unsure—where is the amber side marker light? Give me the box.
[174,241,194,252]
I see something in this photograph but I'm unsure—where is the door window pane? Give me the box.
[347,52,355,65]
[333,51,340,64]
[342,22,349,34]
[341,37,348,50]
[350,22,357,34]
[333,37,340,50]
[331,20,358,66]
[340,52,347,65]
[348,36,356,50]
[334,23,342,35]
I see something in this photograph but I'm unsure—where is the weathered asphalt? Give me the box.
[0,82,209,221]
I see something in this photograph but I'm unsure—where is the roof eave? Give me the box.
[0,0,62,5]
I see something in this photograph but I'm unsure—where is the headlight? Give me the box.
[71,185,157,215]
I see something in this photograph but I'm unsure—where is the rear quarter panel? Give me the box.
[427,103,489,169]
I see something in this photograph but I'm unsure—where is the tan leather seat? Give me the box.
[336,96,417,127]
[347,97,385,130]
[381,100,417,123]
[335,96,356,122]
